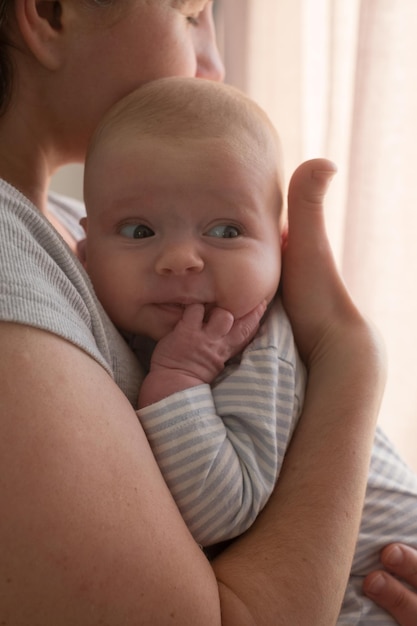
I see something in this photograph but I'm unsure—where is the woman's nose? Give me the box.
[155,244,204,276]
[193,4,226,82]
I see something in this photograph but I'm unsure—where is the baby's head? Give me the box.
[83,78,286,339]
[85,77,285,219]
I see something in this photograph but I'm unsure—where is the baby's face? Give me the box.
[84,135,284,340]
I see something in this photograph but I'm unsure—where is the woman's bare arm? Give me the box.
[0,322,222,624]
[0,160,386,625]
[213,315,385,625]
[212,160,386,625]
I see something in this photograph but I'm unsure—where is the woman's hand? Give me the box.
[281,158,374,366]
[363,544,417,625]
[212,158,386,626]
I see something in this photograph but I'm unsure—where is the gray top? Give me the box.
[0,179,143,405]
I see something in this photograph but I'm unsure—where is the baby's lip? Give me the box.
[153,301,215,316]
[153,301,198,311]
[154,299,208,308]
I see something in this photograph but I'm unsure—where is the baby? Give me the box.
[82,76,417,625]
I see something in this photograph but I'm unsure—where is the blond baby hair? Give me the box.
[86,77,284,191]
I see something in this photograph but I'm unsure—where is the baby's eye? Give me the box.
[205,224,241,239]
[119,224,154,239]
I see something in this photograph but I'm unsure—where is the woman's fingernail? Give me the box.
[312,170,336,183]
[384,545,403,566]
[367,573,386,595]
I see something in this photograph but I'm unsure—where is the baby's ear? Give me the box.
[80,216,88,234]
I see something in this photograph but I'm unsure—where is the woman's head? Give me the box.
[0,0,224,162]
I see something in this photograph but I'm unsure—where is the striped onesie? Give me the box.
[136,297,417,625]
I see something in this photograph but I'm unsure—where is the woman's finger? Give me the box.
[363,544,417,626]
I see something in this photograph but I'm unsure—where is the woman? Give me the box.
[0,0,414,623]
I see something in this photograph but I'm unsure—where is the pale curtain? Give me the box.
[218,0,417,470]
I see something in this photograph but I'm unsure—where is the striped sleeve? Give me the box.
[337,426,417,624]
[137,299,305,546]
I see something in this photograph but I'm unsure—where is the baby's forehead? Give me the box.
[101,80,280,146]
[118,114,281,170]
[90,79,285,186]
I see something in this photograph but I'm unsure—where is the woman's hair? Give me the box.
[0,0,116,115]
[0,0,13,114]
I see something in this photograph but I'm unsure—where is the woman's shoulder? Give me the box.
[0,180,143,405]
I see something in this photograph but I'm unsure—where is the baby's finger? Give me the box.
[226,301,267,349]
[205,307,235,338]
[181,303,206,328]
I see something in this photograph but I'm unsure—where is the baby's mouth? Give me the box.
[155,301,214,319]
[155,301,199,313]
[155,302,187,312]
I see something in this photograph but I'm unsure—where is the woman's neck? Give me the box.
[0,146,79,254]
[0,144,49,214]
[0,101,83,254]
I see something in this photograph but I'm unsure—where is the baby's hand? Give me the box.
[152,301,266,382]
[138,301,266,408]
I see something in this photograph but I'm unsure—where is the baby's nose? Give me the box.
[155,243,204,275]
